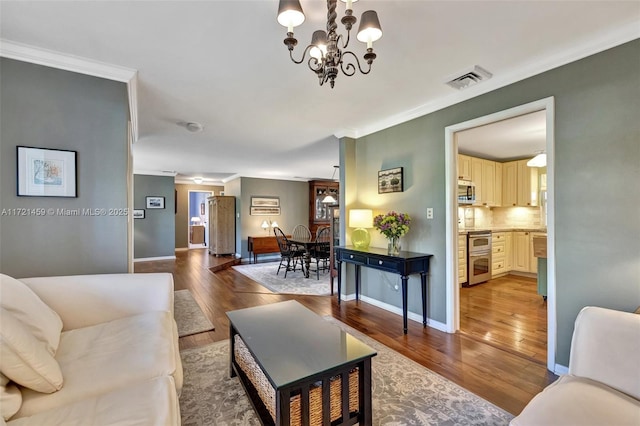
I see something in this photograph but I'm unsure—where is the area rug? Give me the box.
[179,318,513,425]
[174,289,215,337]
[232,262,331,296]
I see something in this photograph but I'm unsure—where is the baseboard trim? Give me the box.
[133,255,176,262]
[339,293,447,332]
[554,364,569,375]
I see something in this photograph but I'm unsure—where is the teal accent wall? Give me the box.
[348,40,640,366]
[0,58,129,277]
[133,174,176,259]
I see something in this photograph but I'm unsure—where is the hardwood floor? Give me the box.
[460,275,548,365]
[135,249,557,416]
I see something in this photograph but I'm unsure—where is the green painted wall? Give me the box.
[348,40,640,366]
[0,58,129,277]
[133,174,176,259]
[229,177,309,260]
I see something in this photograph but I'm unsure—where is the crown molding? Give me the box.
[0,39,139,141]
[133,170,178,177]
[339,21,640,140]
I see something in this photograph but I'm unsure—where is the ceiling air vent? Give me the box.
[445,65,492,90]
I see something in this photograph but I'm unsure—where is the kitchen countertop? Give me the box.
[458,227,547,234]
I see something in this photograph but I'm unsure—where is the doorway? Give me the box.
[188,191,213,249]
[445,97,557,372]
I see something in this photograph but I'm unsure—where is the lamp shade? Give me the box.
[357,10,382,44]
[349,209,373,228]
[271,221,278,228]
[349,209,373,249]
[277,0,305,30]
[261,220,269,230]
[527,153,547,167]
[191,217,201,223]
[310,30,328,60]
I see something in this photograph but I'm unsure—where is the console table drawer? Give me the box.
[339,252,366,264]
[367,257,400,273]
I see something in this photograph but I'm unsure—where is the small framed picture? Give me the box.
[133,209,145,219]
[378,167,404,194]
[146,196,165,209]
[251,196,280,207]
[17,146,77,197]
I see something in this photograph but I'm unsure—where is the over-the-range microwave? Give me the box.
[458,180,476,204]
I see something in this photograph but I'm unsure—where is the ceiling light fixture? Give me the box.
[277,0,382,88]
[527,151,547,168]
[193,177,203,184]
[177,121,204,133]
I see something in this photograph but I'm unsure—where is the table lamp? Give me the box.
[349,209,373,249]
[191,217,201,226]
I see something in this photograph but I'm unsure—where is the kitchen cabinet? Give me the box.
[505,231,513,271]
[457,154,472,181]
[470,157,502,207]
[491,232,507,277]
[471,157,483,206]
[502,161,518,206]
[458,234,467,285]
[517,160,539,207]
[503,159,539,207]
[512,231,531,272]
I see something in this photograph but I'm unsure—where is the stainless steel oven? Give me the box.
[467,230,492,285]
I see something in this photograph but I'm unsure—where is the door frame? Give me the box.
[444,96,557,372]
[187,190,213,248]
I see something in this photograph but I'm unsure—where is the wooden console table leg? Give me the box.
[421,272,427,327]
[355,265,361,301]
[337,260,342,305]
[401,275,409,334]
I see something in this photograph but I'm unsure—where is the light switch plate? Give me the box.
[427,208,434,219]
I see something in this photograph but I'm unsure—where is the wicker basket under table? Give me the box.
[234,335,360,426]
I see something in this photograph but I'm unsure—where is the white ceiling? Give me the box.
[1,1,638,184]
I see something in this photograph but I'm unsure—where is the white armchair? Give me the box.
[511,306,640,425]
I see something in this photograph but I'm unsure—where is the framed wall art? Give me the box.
[378,167,404,194]
[250,206,281,216]
[251,196,280,207]
[133,209,145,219]
[17,146,77,197]
[146,196,165,209]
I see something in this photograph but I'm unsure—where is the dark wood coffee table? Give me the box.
[227,301,377,426]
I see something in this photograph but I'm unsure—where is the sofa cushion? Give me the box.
[0,308,64,394]
[7,376,179,426]
[14,311,180,419]
[1,373,22,421]
[0,274,62,355]
[511,374,640,426]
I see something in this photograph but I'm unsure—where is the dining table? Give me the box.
[287,236,325,278]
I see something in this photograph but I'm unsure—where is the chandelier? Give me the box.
[277,0,382,88]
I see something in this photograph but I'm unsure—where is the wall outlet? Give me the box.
[426,208,434,219]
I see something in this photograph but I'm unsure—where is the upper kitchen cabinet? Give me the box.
[471,157,502,207]
[502,159,539,207]
[457,154,472,181]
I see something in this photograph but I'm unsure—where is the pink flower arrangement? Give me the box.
[373,211,412,239]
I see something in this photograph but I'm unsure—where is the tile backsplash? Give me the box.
[459,206,543,229]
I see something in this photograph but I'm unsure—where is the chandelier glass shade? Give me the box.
[277,0,382,88]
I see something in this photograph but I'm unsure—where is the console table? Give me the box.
[335,246,433,334]
[248,235,290,263]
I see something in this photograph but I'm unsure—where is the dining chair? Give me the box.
[291,224,312,253]
[273,227,305,278]
[309,226,331,280]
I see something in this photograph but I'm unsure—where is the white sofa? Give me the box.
[511,306,640,426]
[0,273,183,425]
